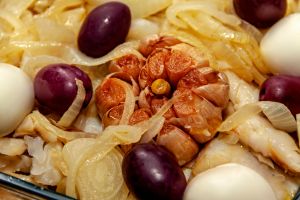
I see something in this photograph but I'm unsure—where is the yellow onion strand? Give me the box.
[210,41,253,82]
[296,114,300,148]
[12,40,142,67]
[179,12,248,44]
[64,125,140,198]
[166,2,241,29]
[20,55,66,78]
[112,79,136,125]
[63,138,128,200]
[76,149,128,200]
[57,79,86,128]
[31,111,96,143]
[259,101,297,133]
[140,116,165,143]
[218,103,262,132]
[219,101,297,133]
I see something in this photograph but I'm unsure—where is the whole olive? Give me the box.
[34,63,93,115]
[233,0,286,28]
[122,143,187,200]
[259,75,300,115]
[78,2,131,58]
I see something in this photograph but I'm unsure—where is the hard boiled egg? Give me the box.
[184,163,276,200]
[0,63,34,136]
[260,13,300,75]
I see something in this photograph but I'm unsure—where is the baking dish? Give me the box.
[0,172,74,200]
[0,171,299,200]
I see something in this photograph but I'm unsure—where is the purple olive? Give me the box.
[78,2,131,58]
[233,0,286,28]
[122,143,187,200]
[259,75,300,115]
[34,63,93,115]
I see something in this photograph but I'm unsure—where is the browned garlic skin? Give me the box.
[139,35,181,57]
[109,54,145,81]
[157,124,199,166]
[95,78,126,118]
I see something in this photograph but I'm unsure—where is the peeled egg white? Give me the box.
[184,163,276,200]
[260,13,300,75]
[0,63,34,136]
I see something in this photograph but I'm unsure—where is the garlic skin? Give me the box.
[260,13,300,75]
[0,63,34,136]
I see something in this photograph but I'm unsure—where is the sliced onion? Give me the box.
[64,126,142,198]
[252,152,275,169]
[166,2,241,29]
[230,43,266,85]
[39,0,83,18]
[296,114,300,148]
[63,138,96,198]
[163,0,269,85]
[77,149,128,200]
[110,79,136,125]
[110,125,145,143]
[259,101,297,133]
[210,41,253,82]
[0,9,24,31]
[14,114,36,137]
[183,168,192,181]
[130,77,140,96]
[242,39,270,75]
[219,101,297,132]
[140,116,165,143]
[11,40,142,67]
[20,55,66,78]
[33,17,75,44]
[31,111,97,143]
[219,131,239,145]
[240,20,263,42]
[73,101,103,134]
[87,0,171,19]
[218,103,261,132]
[0,0,33,17]
[287,0,300,14]
[57,79,86,128]
[180,12,248,44]
[63,138,128,200]
[138,87,152,109]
